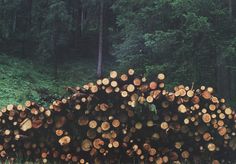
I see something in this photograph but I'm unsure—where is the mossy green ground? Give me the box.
[0,54,234,108]
[0,54,100,107]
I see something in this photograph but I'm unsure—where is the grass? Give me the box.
[0,54,105,107]
[0,53,234,108]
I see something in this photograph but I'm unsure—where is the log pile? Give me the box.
[0,69,235,163]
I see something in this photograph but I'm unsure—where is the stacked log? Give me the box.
[0,69,235,163]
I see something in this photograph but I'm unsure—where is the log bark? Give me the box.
[0,69,234,163]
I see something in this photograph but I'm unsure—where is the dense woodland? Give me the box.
[0,0,236,106]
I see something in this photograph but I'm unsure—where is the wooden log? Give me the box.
[128,69,135,76]
[120,74,128,81]
[93,138,104,150]
[157,73,165,81]
[81,139,92,152]
[202,90,211,99]
[178,104,187,113]
[110,71,118,79]
[112,119,120,128]
[133,78,141,86]
[0,68,235,163]
[58,136,71,146]
[20,118,32,131]
[32,119,43,129]
[89,120,98,129]
[149,81,158,90]
[207,143,216,151]
[56,129,64,136]
[202,113,211,123]
[110,81,118,88]
[101,122,110,131]
[127,84,135,93]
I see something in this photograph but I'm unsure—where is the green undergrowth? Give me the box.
[0,53,234,108]
[0,54,101,107]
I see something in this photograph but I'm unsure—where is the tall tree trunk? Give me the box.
[97,0,104,77]
[22,33,25,57]
[73,1,82,49]
[12,12,16,33]
[53,34,58,80]
[229,0,232,19]
[53,18,59,80]
[81,4,84,35]
[53,38,58,80]
[27,0,32,26]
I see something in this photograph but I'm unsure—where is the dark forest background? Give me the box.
[0,0,236,107]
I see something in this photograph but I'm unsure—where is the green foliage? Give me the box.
[0,54,97,107]
[0,0,236,106]
[223,38,236,58]
[112,0,236,89]
[34,0,72,61]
